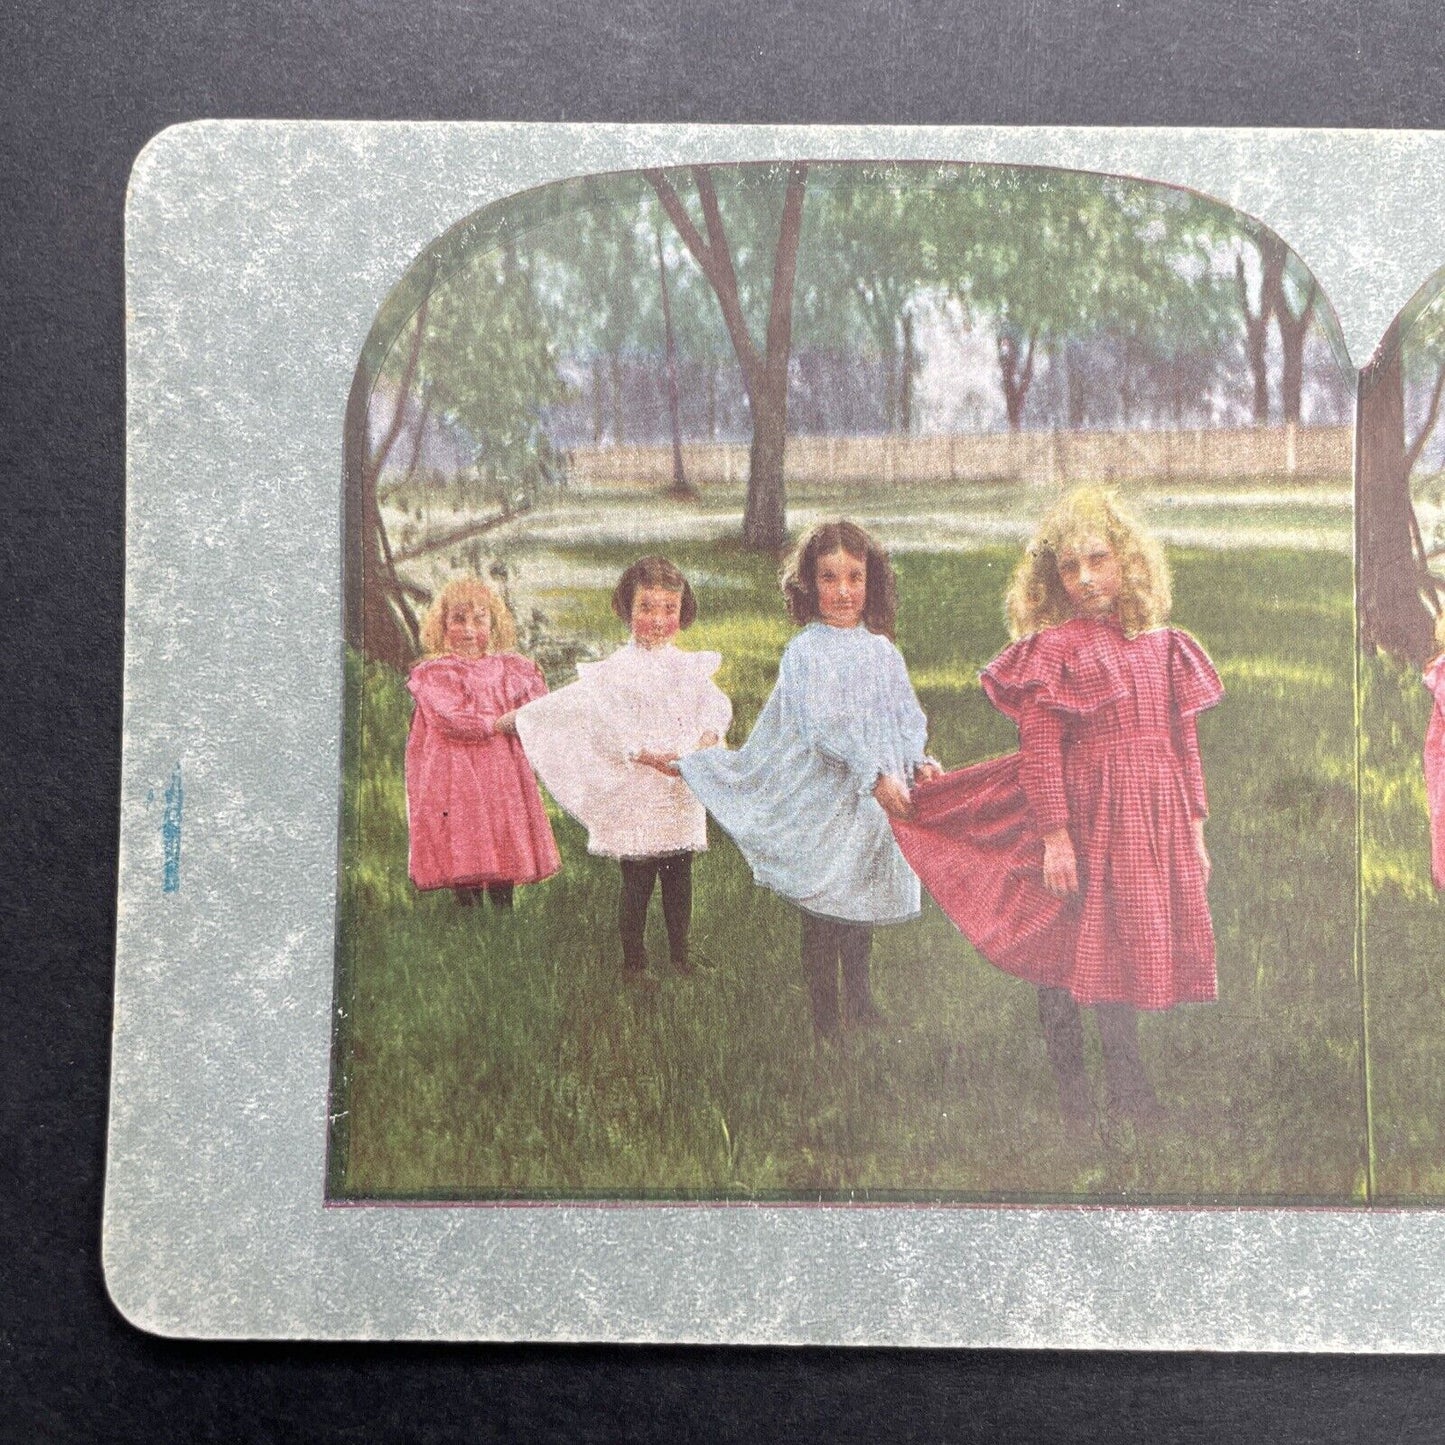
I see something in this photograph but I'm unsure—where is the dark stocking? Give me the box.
[655,852,693,969]
[1097,1003,1163,1123]
[1037,987,1092,1126]
[618,858,658,972]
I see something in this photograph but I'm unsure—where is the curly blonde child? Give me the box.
[1005,487,1170,640]
[418,576,518,657]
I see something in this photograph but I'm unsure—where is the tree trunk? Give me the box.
[997,328,1036,432]
[655,226,693,497]
[744,389,788,549]
[1065,341,1086,429]
[1358,320,1436,662]
[609,351,625,445]
[646,162,807,552]
[1236,246,1279,425]
[344,371,417,670]
[344,294,432,670]
[1272,260,1318,426]
[591,359,605,446]
[900,309,917,436]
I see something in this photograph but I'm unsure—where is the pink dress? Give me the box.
[405,653,561,891]
[892,618,1223,1010]
[1425,655,1445,890]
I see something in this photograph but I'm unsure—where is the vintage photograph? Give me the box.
[326,158,1365,1205]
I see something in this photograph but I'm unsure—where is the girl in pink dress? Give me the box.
[405,577,561,910]
[892,488,1223,1133]
[1424,612,1445,891]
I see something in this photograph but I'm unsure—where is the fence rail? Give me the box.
[563,424,1352,491]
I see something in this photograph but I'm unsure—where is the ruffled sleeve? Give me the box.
[1166,630,1222,819]
[500,652,550,709]
[980,620,1128,724]
[884,641,931,773]
[1168,629,1225,717]
[684,650,733,745]
[1425,654,1445,705]
[406,658,497,740]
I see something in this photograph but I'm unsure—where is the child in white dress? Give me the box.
[507,557,732,981]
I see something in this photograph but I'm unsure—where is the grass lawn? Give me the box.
[328,538,1366,1204]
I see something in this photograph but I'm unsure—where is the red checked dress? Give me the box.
[892,617,1223,1009]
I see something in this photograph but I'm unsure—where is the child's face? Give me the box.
[815,548,867,629]
[444,601,491,657]
[630,585,684,649]
[1056,534,1121,619]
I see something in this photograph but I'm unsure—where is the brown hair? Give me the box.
[1005,487,1170,640]
[418,576,518,657]
[610,555,698,629]
[780,519,898,639]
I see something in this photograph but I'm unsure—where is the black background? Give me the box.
[7,1,1445,1439]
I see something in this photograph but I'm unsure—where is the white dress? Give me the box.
[515,641,732,859]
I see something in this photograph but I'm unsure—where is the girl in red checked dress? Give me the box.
[405,577,560,910]
[892,488,1223,1133]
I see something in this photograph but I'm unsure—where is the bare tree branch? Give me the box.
[645,166,764,402]
[367,295,430,487]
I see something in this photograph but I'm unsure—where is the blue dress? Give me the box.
[678,621,930,924]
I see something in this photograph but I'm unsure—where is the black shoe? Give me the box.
[846,1000,886,1029]
[1105,1089,1167,1133]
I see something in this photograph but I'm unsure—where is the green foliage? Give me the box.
[331,538,1367,1203]
[377,237,567,499]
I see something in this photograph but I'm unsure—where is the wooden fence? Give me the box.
[564,424,1353,491]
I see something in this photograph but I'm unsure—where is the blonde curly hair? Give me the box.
[418,576,518,657]
[1005,487,1170,640]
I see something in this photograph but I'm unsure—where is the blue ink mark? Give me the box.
[162,763,183,893]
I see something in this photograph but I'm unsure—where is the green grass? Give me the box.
[1360,653,1445,1201]
[328,542,1367,1203]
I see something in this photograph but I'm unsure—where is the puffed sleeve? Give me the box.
[682,651,732,747]
[885,641,930,772]
[504,653,550,708]
[406,660,496,740]
[1168,629,1225,718]
[1424,654,1445,706]
[1168,630,1223,820]
[779,639,883,796]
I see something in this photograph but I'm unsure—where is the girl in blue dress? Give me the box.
[679,520,939,1039]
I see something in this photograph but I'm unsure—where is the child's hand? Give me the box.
[1191,817,1211,886]
[697,730,720,750]
[494,711,517,735]
[635,748,682,775]
[873,773,914,820]
[914,762,943,786]
[1042,828,1080,897]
